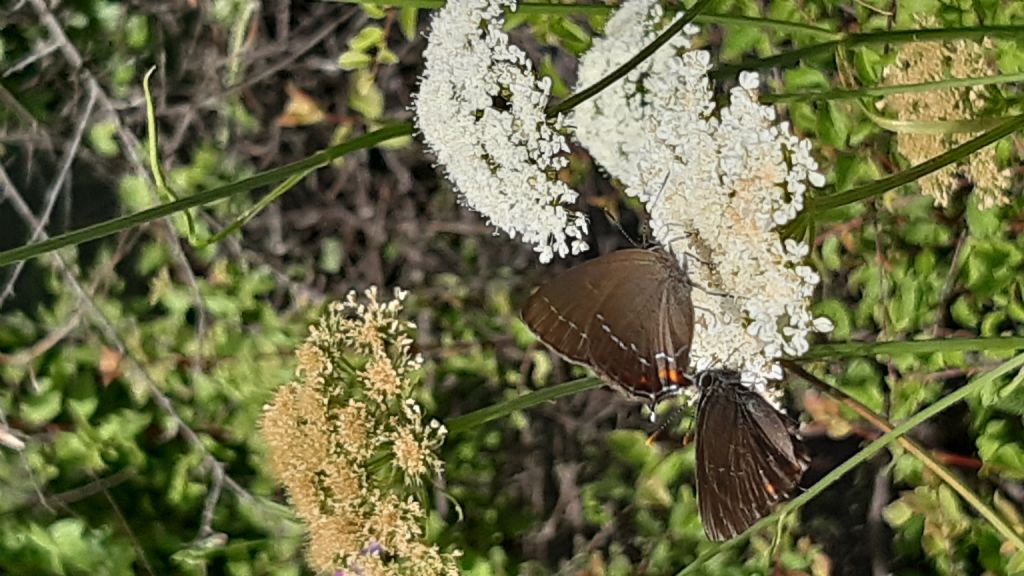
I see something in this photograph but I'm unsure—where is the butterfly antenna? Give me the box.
[603,204,642,248]
[645,401,690,446]
[638,171,673,247]
[724,347,740,371]
[649,168,673,211]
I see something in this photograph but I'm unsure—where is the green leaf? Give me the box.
[981,309,1007,336]
[887,277,920,332]
[951,295,981,328]
[338,49,373,71]
[819,100,851,146]
[884,498,913,526]
[914,249,937,276]
[66,397,99,422]
[538,55,571,99]
[1008,549,1024,575]
[96,409,152,444]
[936,484,962,520]
[361,4,386,19]
[636,469,673,507]
[88,121,120,157]
[965,199,1002,238]
[54,432,105,470]
[900,220,952,247]
[783,67,830,91]
[377,47,399,66]
[821,235,842,271]
[894,0,942,27]
[399,6,418,41]
[977,419,1024,479]
[721,25,764,61]
[853,46,884,85]
[348,71,384,120]
[843,358,885,411]
[550,16,591,55]
[1008,283,1024,323]
[21,388,62,426]
[813,298,852,340]
[350,26,385,51]
[607,429,656,468]
[125,14,150,49]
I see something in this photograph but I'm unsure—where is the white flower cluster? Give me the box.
[573,0,706,192]
[575,0,832,387]
[414,0,589,262]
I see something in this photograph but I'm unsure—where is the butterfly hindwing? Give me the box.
[695,370,809,541]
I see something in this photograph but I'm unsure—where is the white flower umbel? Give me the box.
[650,76,831,390]
[414,0,589,262]
[573,0,706,191]
[574,0,832,391]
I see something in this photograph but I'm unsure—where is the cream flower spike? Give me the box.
[414,0,589,262]
[261,288,459,575]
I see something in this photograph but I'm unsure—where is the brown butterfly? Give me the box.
[522,248,695,405]
[694,369,809,541]
[522,249,807,541]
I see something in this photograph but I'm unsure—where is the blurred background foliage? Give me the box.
[1,0,1023,574]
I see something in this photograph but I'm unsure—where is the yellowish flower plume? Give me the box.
[261,288,459,575]
[882,22,1011,209]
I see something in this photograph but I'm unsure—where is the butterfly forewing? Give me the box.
[522,249,694,403]
[695,370,809,541]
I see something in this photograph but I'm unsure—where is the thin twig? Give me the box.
[0,312,82,365]
[3,40,61,77]
[0,84,97,306]
[0,172,257,506]
[26,0,214,388]
[39,468,136,509]
[0,408,51,513]
[26,0,147,176]
[98,472,156,576]
[196,462,225,541]
[0,83,50,145]
[196,13,353,109]
[931,228,968,337]
[868,461,893,576]
[0,166,135,365]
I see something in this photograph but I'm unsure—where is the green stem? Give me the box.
[806,113,1024,214]
[144,67,196,239]
[545,0,717,117]
[0,123,415,268]
[446,377,602,434]
[799,337,1024,359]
[783,361,1024,551]
[712,25,1024,80]
[679,351,1024,574]
[762,72,1024,103]
[197,167,316,248]
[342,0,838,38]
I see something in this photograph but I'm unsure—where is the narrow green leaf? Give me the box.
[399,6,418,40]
